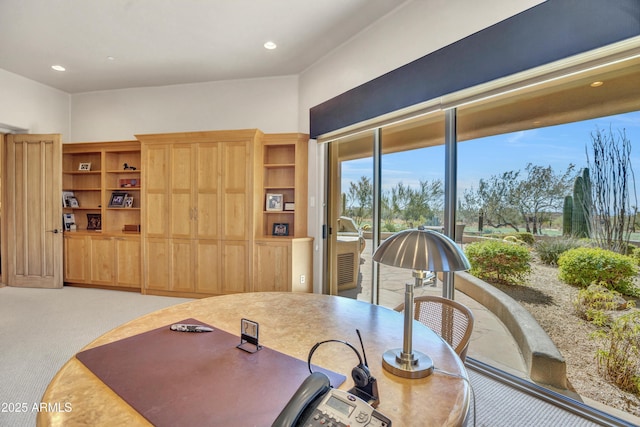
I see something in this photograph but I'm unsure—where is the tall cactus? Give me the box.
[581,167,592,233]
[571,168,591,238]
[562,195,573,236]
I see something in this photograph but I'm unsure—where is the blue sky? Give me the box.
[342,110,640,194]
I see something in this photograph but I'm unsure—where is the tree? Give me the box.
[344,176,373,227]
[513,163,575,234]
[390,180,443,228]
[586,127,637,253]
[462,171,521,231]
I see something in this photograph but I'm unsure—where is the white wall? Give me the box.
[69,75,299,141]
[0,0,546,293]
[298,0,546,292]
[0,69,69,136]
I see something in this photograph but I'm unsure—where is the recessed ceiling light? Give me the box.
[590,81,604,87]
[264,41,277,50]
[51,65,66,71]
[107,56,115,61]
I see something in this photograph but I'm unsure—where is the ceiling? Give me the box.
[0,0,407,94]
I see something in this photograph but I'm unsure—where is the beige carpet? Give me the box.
[0,286,192,427]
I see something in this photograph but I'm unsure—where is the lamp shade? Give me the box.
[372,228,470,272]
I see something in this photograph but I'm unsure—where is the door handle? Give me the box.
[46,229,61,234]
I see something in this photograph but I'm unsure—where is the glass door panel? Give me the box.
[327,131,374,299]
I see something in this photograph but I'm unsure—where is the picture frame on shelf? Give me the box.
[265,193,283,211]
[124,196,134,208]
[63,213,76,232]
[284,202,295,211]
[109,191,128,208]
[86,213,101,231]
[78,162,91,171]
[272,223,289,236]
[62,191,75,207]
[68,197,79,208]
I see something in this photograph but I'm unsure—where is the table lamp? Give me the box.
[372,227,470,378]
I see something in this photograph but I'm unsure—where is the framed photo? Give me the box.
[266,193,283,211]
[63,213,76,232]
[109,192,128,208]
[68,197,79,208]
[78,162,91,171]
[62,191,75,207]
[284,202,295,211]
[124,196,134,208]
[272,223,289,236]
[86,213,101,231]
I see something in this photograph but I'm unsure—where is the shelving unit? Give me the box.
[254,133,312,293]
[62,141,142,290]
[259,133,308,239]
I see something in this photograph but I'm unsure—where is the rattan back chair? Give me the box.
[394,295,474,362]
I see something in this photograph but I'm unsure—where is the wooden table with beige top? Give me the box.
[37,292,470,426]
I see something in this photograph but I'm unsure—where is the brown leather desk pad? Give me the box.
[76,318,346,426]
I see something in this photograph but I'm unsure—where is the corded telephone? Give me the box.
[271,372,392,427]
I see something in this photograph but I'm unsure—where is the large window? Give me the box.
[323,46,640,419]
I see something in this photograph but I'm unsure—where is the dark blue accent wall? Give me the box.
[309,0,640,139]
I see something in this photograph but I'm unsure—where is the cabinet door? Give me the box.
[222,142,250,241]
[221,240,248,293]
[90,237,116,285]
[254,241,291,292]
[115,236,141,288]
[170,239,194,292]
[145,238,170,291]
[64,234,89,283]
[170,145,194,239]
[196,143,220,240]
[195,239,221,294]
[144,145,170,238]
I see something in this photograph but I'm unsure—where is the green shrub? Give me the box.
[465,240,531,285]
[557,247,638,296]
[513,232,535,245]
[492,232,535,245]
[629,246,640,265]
[534,237,587,266]
[573,285,626,327]
[594,311,640,394]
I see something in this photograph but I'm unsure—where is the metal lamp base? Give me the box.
[382,349,434,379]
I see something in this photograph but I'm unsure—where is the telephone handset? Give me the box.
[272,372,391,427]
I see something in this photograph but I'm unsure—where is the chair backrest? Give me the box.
[394,295,474,361]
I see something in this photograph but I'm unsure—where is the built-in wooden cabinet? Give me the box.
[253,133,312,293]
[63,233,141,290]
[62,131,312,298]
[254,238,313,292]
[138,130,260,298]
[62,141,141,291]
[258,133,308,238]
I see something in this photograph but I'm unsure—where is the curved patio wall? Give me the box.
[454,270,567,390]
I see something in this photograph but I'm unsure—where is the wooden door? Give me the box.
[170,144,194,239]
[63,234,88,284]
[89,236,115,285]
[196,143,220,240]
[254,241,290,292]
[115,236,141,288]
[222,141,250,241]
[143,144,170,238]
[5,134,63,288]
